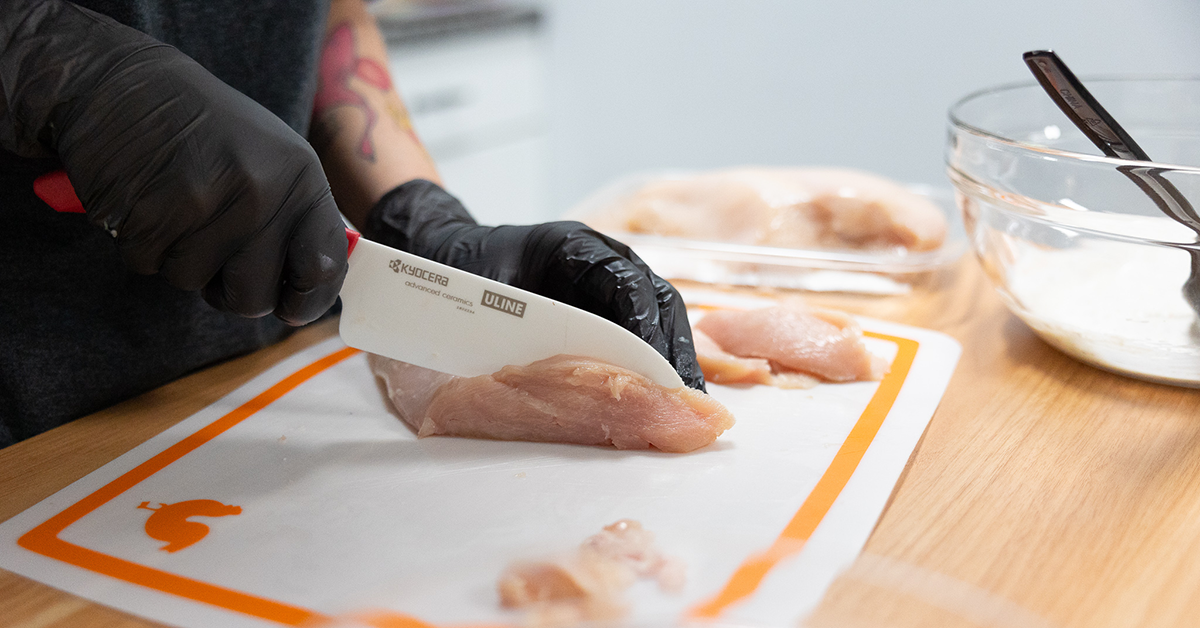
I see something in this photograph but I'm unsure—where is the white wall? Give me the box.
[539,0,1200,217]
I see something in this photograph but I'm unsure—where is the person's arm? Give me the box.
[310,0,439,228]
[307,1,707,391]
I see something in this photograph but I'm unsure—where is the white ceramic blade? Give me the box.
[338,238,685,388]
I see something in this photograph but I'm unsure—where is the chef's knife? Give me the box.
[341,229,685,387]
[31,169,684,388]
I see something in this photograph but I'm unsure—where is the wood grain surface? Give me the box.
[3,259,1200,628]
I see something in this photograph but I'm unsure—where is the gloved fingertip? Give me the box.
[275,238,346,325]
[201,281,275,319]
[274,284,339,325]
[671,343,707,393]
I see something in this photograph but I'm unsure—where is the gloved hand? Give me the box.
[0,0,347,325]
[364,179,707,392]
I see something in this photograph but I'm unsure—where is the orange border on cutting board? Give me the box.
[16,332,918,626]
[18,346,361,626]
[688,331,918,619]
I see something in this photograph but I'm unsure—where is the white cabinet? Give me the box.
[380,7,550,226]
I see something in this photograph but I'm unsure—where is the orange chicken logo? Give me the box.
[137,500,243,553]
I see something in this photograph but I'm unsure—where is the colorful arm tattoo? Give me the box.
[313,23,393,161]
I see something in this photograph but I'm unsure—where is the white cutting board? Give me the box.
[0,292,960,628]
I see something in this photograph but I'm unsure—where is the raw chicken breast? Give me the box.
[498,520,684,626]
[757,168,947,252]
[369,354,734,453]
[692,328,775,386]
[695,304,888,383]
[587,167,947,253]
[693,328,820,389]
[588,174,776,244]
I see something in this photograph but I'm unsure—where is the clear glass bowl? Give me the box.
[946,76,1200,387]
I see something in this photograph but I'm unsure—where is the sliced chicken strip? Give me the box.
[369,354,735,453]
[695,304,887,383]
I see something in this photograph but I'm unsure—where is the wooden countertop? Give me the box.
[4,258,1200,628]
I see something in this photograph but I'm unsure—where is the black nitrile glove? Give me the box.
[364,179,707,392]
[0,0,346,324]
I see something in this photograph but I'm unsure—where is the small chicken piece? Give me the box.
[692,317,823,389]
[695,304,888,383]
[691,328,776,386]
[369,354,734,453]
[498,520,684,627]
[579,520,686,593]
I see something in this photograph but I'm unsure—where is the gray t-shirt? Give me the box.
[0,0,331,447]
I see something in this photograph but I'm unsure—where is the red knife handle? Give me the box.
[33,168,362,255]
[33,170,84,214]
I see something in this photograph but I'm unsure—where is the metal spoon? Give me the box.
[1023,49,1200,315]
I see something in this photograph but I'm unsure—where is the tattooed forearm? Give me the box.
[385,99,416,137]
[310,1,443,223]
[313,23,393,161]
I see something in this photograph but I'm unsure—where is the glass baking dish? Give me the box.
[564,170,968,295]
